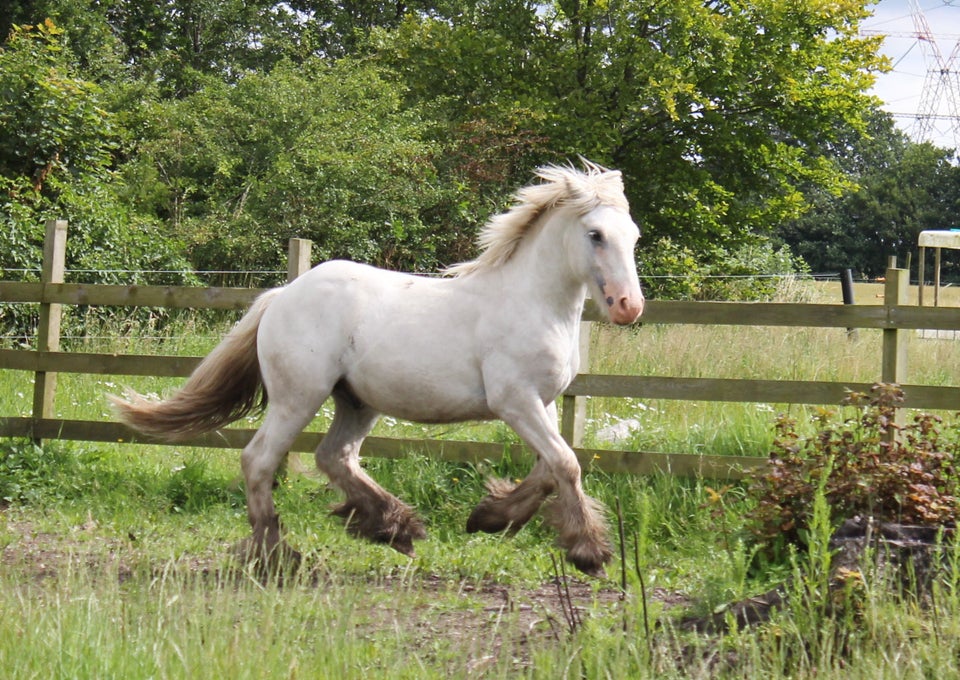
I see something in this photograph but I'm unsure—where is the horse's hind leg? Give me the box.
[238,402,317,573]
[317,391,426,556]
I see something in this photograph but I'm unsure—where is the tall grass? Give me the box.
[583,279,960,455]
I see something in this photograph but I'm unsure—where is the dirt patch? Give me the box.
[353,574,622,673]
[2,517,129,579]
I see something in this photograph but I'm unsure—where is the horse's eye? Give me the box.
[588,230,604,245]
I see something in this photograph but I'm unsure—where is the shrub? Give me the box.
[746,383,960,556]
[162,456,243,514]
[641,236,808,301]
[0,439,80,504]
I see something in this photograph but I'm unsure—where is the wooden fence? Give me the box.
[3,221,960,480]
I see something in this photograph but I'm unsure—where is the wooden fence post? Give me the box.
[561,321,592,447]
[279,237,312,478]
[841,268,858,340]
[31,220,67,439]
[287,238,312,283]
[881,263,909,385]
[882,262,909,433]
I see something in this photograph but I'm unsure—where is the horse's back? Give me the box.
[258,260,494,422]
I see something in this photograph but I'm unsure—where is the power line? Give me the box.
[862,1,960,146]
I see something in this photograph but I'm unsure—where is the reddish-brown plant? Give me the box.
[747,384,959,553]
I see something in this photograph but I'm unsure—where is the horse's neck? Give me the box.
[495,211,587,325]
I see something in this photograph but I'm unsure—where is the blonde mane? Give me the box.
[445,160,629,277]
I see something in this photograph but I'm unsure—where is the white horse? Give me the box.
[111,161,644,576]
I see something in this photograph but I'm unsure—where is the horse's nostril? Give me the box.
[615,295,644,324]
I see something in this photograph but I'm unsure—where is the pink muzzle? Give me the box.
[606,288,644,325]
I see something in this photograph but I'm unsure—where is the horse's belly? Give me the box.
[347,372,493,423]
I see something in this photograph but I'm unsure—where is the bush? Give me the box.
[162,456,241,514]
[0,22,198,340]
[641,236,808,301]
[746,384,960,556]
[0,440,80,505]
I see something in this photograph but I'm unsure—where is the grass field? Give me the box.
[3,279,960,678]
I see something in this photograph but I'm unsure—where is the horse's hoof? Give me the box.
[572,561,607,579]
[231,538,302,578]
[565,541,613,578]
[280,544,303,571]
[386,534,416,557]
[335,499,426,557]
[466,500,511,534]
[373,518,425,557]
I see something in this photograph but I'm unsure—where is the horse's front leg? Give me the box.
[470,398,612,577]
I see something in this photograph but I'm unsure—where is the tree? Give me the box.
[0,20,112,197]
[373,1,885,292]
[125,58,443,280]
[0,20,194,337]
[105,0,310,95]
[776,111,960,278]
[0,21,192,283]
[2,2,894,300]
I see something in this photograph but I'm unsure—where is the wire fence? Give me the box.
[1,266,860,282]
[0,265,885,347]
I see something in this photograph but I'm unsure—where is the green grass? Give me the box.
[8,435,960,678]
[4,279,960,677]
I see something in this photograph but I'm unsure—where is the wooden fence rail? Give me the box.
[3,221,960,479]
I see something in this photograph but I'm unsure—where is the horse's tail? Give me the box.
[110,289,282,442]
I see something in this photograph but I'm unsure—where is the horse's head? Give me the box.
[570,202,644,325]
[445,160,645,326]
[550,164,643,325]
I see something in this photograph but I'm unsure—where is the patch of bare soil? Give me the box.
[334,572,692,674]
[2,517,133,581]
[361,576,616,673]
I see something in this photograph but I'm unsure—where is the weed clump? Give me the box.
[747,383,960,555]
[0,440,80,504]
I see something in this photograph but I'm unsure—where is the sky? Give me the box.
[862,0,960,149]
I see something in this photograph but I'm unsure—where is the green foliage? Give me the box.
[746,384,960,556]
[0,20,113,195]
[0,439,80,504]
[643,236,808,300]
[127,58,442,279]
[0,3,905,299]
[375,1,883,275]
[0,437,244,517]
[162,456,242,513]
[0,20,196,339]
[777,112,960,277]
